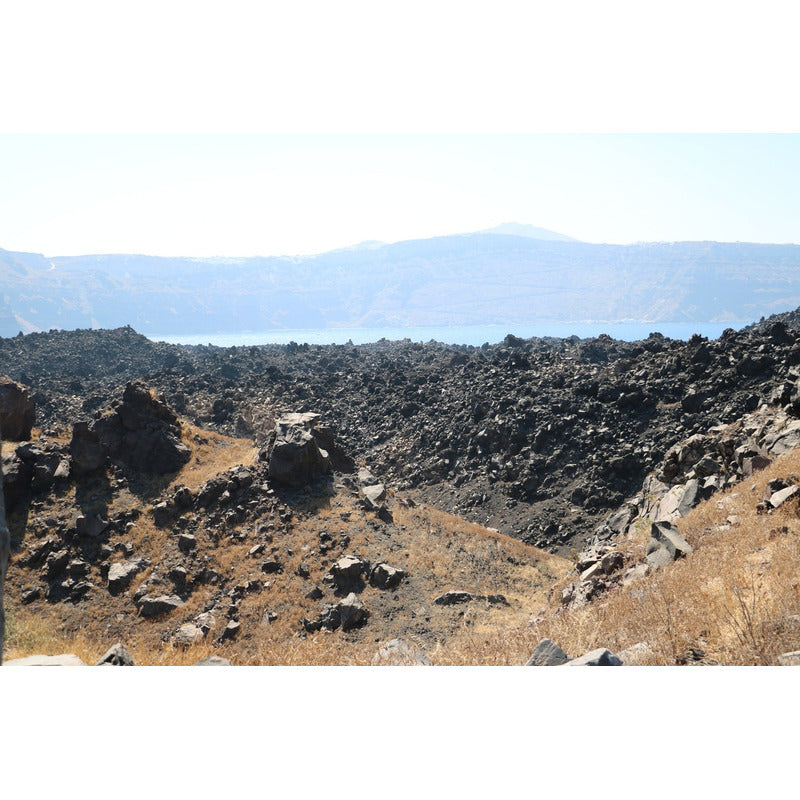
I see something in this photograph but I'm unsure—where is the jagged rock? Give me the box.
[369,562,406,589]
[92,381,190,473]
[358,467,379,486]
[0,376,35,441]
[1,446,33,511]
[646,521,693,569]
[361,483,387,510]
[525,638,569,666]
[137,593,184,617]
[178,533,197,553]
[69,422,106,475]
[267,412,332,486]
[107,558,147,594]
[219,620,241,642]
[44,548,70,580]
[564,648,623,666]
[329,554,370,591]
[372,638,431,665]
[20,586,41,603]
[768,485,799,509]
[96,642,135,666]
[4,653,86,666]
[337,592,369,631]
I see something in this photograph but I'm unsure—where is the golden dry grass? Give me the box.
[9,415,800,666]
[521,449,800,665]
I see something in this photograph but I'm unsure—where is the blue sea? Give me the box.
[145,321,745,348]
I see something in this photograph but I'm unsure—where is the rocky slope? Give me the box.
[4,318,800,556]
[6,306,800,665]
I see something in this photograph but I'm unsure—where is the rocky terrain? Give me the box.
[5,310,800,665]
[3,319,800,556]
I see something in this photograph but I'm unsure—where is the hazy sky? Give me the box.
[2,133,800,257]
[2,3,799,257]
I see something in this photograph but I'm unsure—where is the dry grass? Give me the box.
[523,449,800,665]
[10,414,800,666]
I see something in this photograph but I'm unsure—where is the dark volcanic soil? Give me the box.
[3,319,800,554]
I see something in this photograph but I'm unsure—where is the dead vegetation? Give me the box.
[2,425,571,665]
[6,417,800,666]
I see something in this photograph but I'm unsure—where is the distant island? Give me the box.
[2,225,799,337]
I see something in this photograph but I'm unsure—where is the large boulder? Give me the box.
[92,382,190,474]
[96,642,135,666]
[525,638,569,666]
[1,445,33,511]
[267,412,332,486]
[69,422,106,475]
[646,521,693,569]
[0,377,35,441]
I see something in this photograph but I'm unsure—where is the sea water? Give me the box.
[145,321,744,348]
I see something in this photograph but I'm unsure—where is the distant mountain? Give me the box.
[478,223,579,242]
[3,235,800,337]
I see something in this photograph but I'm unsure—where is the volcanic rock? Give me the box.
[267,412,332,486]
[92,381,190,473]
[0,377,35,441]
[69,422,106,475]
[96,642,135,666]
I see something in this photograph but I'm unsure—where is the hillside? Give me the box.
[3,236,800,335]
[5,307,800,665]
[3,320,800,556]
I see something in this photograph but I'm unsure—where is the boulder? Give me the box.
[0,377,35,441]
[92,381,190,474]
[268,413,331,486]
[107,558,147,594]
[361,483,387,510]
[194,656,232,666]
[329,554,370,591]
[137,593,185,617]
[616,642,655,665]
[525,638,569,666]
[337,592,369,631]
[768,485,799,509]
[369,562,406,590]
[69,422,106,475]
[646,521,693,569]
[1,446,33,511]
[96,642,135,666]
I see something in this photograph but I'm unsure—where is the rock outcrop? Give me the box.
[266,413,332,486]
[0,377,35,441]
[92,381,190,474]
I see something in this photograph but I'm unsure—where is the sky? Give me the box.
[2,2,800,258]
[2,133,800,257]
